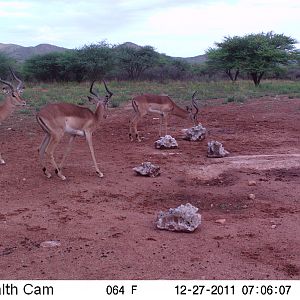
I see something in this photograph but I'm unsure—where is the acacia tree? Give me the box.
[206,36,244,81]
[77,41,115,80]
[206,32,298,86]
[23,52,63,81]
[0,52,16,78]
[116,45,159,80]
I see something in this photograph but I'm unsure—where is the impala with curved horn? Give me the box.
[129,91,199,142]
[0,68,26,164]
[36,80,113,180]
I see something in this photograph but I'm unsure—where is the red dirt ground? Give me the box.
[0,96,299,280]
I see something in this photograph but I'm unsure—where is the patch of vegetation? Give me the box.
[20,80,300,111]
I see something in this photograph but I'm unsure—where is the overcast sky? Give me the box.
[0,0,299,57]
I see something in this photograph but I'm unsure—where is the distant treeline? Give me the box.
[1,33,300,85]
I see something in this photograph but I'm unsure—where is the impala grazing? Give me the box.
[0,69,26,164]
[36,81,113,180]
[129,92,199,142]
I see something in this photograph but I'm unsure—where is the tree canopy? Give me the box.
[206,32,298,85]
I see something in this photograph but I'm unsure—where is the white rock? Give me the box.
[183,124,207,141]
[155,135,178,149]
[248,193,256,200]
[207,141,229,158]
[40,240,61,248]
[133,162,160,177]
[215,218,226,224]
[248,180,257,186]
[156,203,201,232]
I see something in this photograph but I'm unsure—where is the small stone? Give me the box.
[248,180,257,186]
[155,135,178,149]
[215,219,226,224]
[248,193,256,200]
[156,203,201,232]
[271,224,277,229]
[40,240,61,248]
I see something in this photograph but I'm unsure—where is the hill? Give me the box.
[174,54,207,64]
[117,42,207,64]
[0,43,68,62]
[0,41,207,64]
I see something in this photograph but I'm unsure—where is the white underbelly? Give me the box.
[64,121,85,136]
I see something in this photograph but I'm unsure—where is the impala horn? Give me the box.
[89,80,99,97]
[9,67,24,91]
[192,91,199,123]
[103,80,113,99]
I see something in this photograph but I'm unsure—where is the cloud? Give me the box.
[0,0,299,56]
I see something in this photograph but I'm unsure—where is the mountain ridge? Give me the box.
[0,42,207,64]
[0,43,68,62]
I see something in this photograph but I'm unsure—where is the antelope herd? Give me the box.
[1,68,199,180]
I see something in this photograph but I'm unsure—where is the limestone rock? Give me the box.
[207,141,229,158]
[156,203,201,232]
[155,135,178,149]
[133,162,160,177]
[215,218,226,224]
[248,180,257,186]
[248,193,256,200]
[183,124,207,141]
[40,240,61,248]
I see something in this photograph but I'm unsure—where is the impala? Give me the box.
[36,80,113,180]
[0,69,26,164]
[129,91,199,142]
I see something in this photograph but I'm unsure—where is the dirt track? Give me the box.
[0,96,299,279]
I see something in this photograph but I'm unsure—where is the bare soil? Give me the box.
[0,96,299,280]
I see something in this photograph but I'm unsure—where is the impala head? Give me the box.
[0,68,26,106]
[87,80,113,119]
[185,91,199,125]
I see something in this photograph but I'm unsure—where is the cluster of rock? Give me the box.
[155,203,201,232]
[133,129,230,234]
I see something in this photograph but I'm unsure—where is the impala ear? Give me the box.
[2,87,10,95]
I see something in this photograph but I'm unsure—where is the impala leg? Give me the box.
[46,134,66,180]
[85,132,103,177]
[59,135,76,170]
[164,115,168,136]
[159,115,163,137]
[129,113,141,142]
[131,114,142,142]
[38,134,52,178]
[129,113,134,142]
[159,114,168,137]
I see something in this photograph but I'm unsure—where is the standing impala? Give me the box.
[129,91,199,142]
[0,69,26,164]
[36,81,113,180]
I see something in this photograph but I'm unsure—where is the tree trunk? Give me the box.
[225,68,239,81]
[234,69,240,81]
[251,71,265,86]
